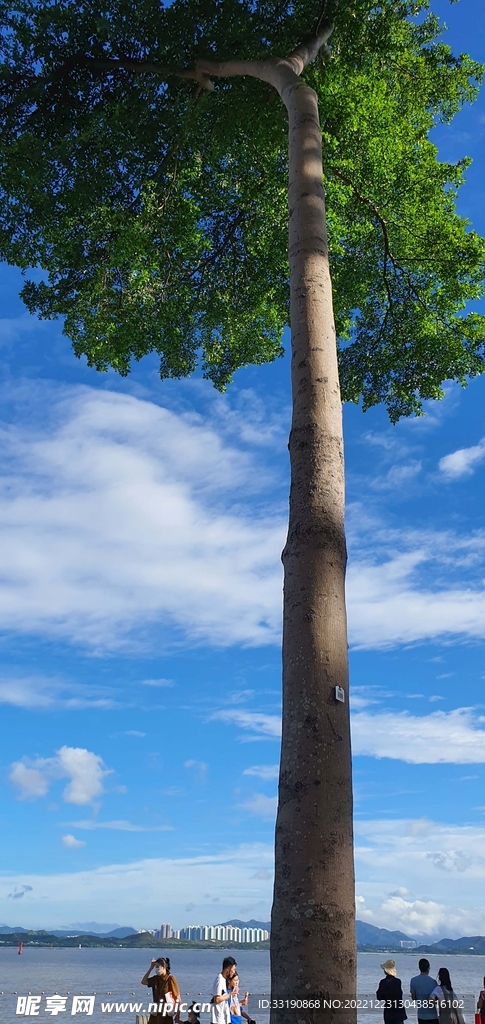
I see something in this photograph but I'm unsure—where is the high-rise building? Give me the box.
[172,921,269,943]
[159,924,172,939]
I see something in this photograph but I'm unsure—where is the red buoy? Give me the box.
[18,942,23,955]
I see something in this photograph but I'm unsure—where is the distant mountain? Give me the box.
[221,920,271,930]
[50,927,137,938]
[356,922,416,946]
[0,924,27,934]
[62,922,132,934]
[220,920,416,945]
[417,935,485,955]
[104,928,138,938]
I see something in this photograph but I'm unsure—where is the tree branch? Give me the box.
[330,167,394,310]
[330,167,457,334]
[4,17,334,120]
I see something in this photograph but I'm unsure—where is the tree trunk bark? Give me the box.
[269,73,356,1024]
[195,35,356,1024]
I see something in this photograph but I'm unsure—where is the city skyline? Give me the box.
[155,924,269,942]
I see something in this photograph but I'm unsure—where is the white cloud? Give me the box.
[62,835,86,849]
[183,760,208,780]
[371,461,422,491]
[0,384,284,651]
[439,438,485,479]
[0,843,274,927]
[9,746,110,804]
[141,679,174,688]
[0,675,115,710]
[218,703,485,765]
[9,762,50,800]
[357,894,485,939]
[56,747,109,804]
[3,382,485,656]
[426,850,472,872]
[351,707,485,763]
[67,820,173,832]
[212,710,281,739]
[241,793,278,819]
[252,868,273,880]
[346,524,485,648]
[243,765,279,780]
[355,818,485,936]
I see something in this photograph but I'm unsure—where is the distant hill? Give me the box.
[221,920,416,946]
[417,935,485,955]
[67,922,126,932]
[221,919,271,930]
[356,922,416,946]
[50,927,137,938]
[0,930,267,949]
[0,922,136,938]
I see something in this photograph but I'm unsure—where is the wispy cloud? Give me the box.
[9,746,111,804]
[218,704,485,765]
[355,817,485,936]
[346,521,485,648]
[3,383,485,658]
[243,765,279,780]
[0,843,274,926]
[241,793,277,819]
[0,675,116,710]
[212,710,281,740]
[67,820,173,832]
[352,707,485,764]
[439,438,485,479]
[140,679,174,688]
[184,760,208,781]
[62,835,86,849]
[0,385,284,651]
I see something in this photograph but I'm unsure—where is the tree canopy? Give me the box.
[1,0,484,419]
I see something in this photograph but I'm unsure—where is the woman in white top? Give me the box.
[430,968,465,1024]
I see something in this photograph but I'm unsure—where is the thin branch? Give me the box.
[330,167,457,333]
[80,56,215,92]
[330,167,394,309]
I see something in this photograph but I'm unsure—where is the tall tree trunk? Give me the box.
[270,70,356,1024]
[196,30,356,1023]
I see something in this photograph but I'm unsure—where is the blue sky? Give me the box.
[1,0,485,941]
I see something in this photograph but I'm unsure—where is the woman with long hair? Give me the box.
[142,956,180,1024]
[477,977,485,1023]
[430,968,465,1024]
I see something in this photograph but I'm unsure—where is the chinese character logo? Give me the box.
[71,996,95,1016]
[16,996,42,1016]
[45,996,68,1015]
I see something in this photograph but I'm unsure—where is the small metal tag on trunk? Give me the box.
[334,685,345,702]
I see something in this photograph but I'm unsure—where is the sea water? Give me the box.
[1,948,484,1024]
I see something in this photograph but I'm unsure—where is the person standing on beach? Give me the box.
[410,959,438,1024]
[142,956,180,1024]
[376,959,407,1024]
[430,968,464,1024]
[211,957,237,1024]
[477,977,485,1023]
[227,971,255,1024]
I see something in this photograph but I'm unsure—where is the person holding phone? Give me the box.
[142,956,180,1024]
